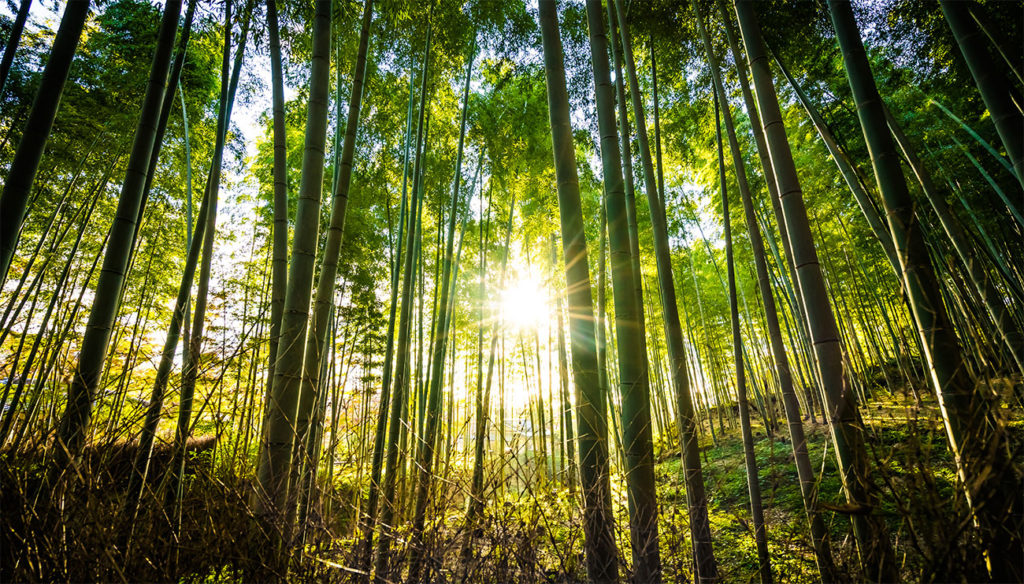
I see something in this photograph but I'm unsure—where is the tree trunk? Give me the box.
[538,2,618,581]
[611,1,720,580]
[828,2,1022,578]
[732,2,898,580]
[585,1,661,580]
[0,0,91,282]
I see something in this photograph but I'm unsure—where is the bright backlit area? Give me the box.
[498,272,550,333]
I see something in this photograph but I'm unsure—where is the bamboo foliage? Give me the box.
[1,1,1022,582]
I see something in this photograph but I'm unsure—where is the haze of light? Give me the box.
[498,273,550,334]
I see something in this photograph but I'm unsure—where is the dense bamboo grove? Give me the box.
[0,0,1022,582]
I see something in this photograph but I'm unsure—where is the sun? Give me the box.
[499,274,550,332]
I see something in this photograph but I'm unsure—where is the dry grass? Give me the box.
[1,375,1020,582]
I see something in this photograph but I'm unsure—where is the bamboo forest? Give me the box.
[1,0,1022,581]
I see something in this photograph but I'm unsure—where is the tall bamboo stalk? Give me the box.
[254,0,333,549]
[264,0,289,407]
[0,0,91,282]
[167,1,250,517]
[940,0,1024,188]
[714,86,772,584]
[538,2,618,580]
[48,0,183,480]
[374,18,432,581]
[882,105,1024,376]
[358,41,419,578]
[732,2,897,579]
[611,1,719,579]
[464,190,516,560]
[292,0,375,529]
[0,0,32,98]
[772,53,899,275]
[585,1,660,579]
[828,2,1021,578]
[557,234,578,493]
[706,33,836,571]
[406,37,475,582]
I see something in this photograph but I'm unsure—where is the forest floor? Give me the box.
[687,383,1022,583]
[2,383,1020,582]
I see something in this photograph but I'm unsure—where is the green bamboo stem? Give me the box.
[538,2,618,580]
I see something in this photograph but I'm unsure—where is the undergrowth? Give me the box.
[1,386,1020,582]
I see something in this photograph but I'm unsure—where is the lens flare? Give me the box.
[498,274,549,333]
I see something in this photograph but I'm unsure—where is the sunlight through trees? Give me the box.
[0,0,1021,581]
